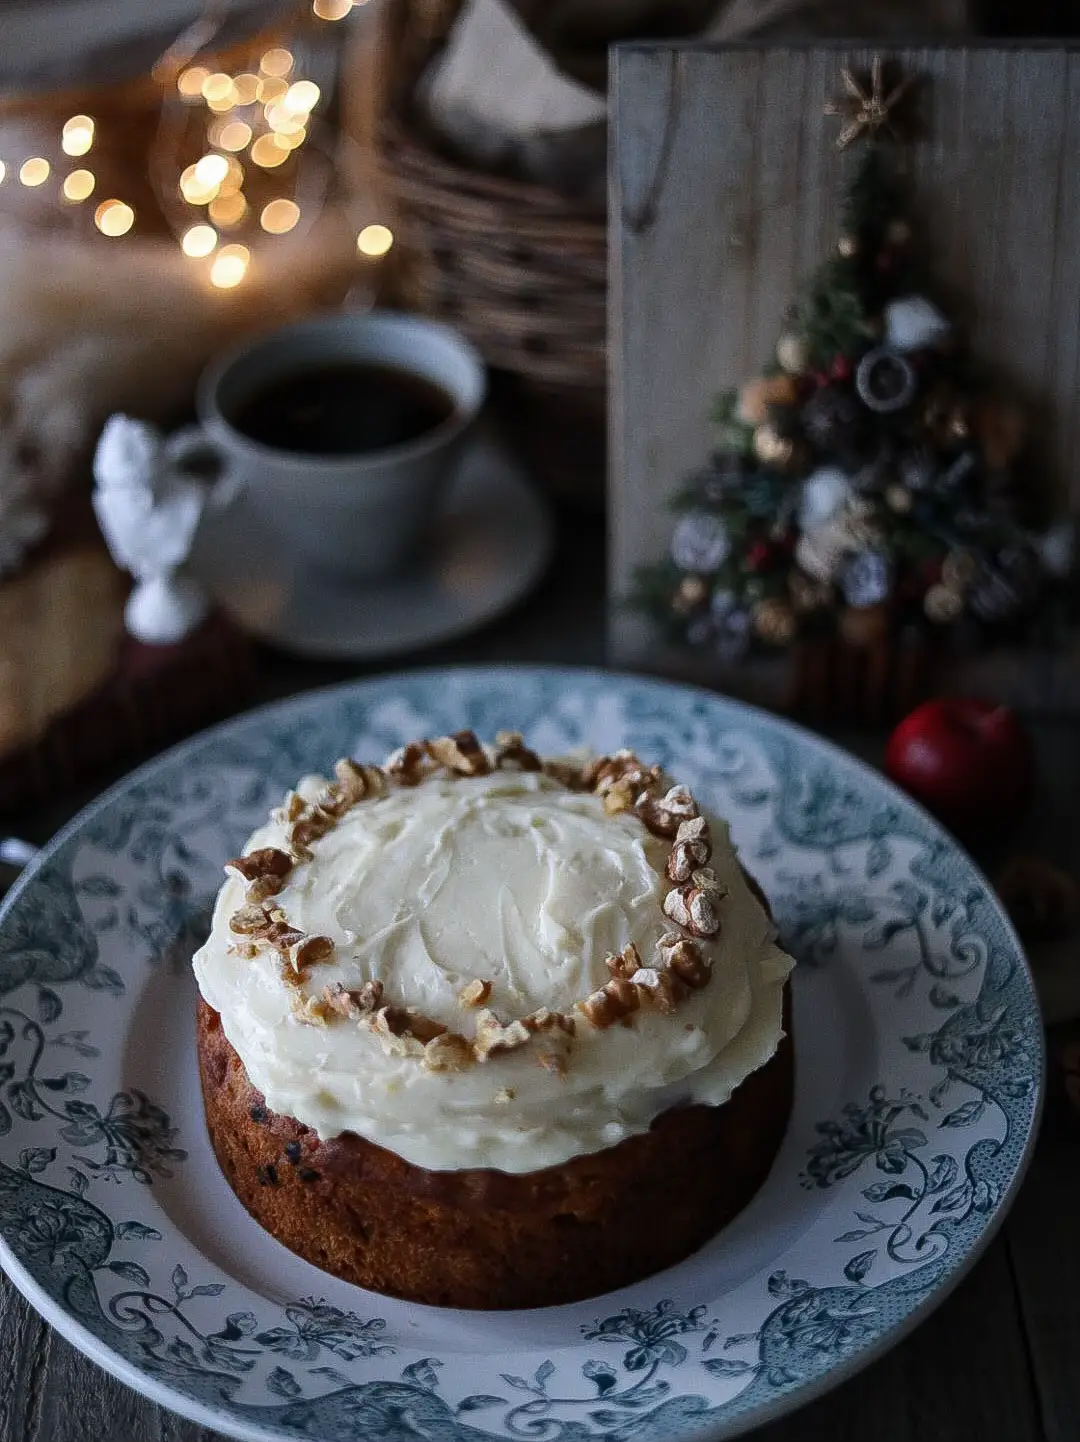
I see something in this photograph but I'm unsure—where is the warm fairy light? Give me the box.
[210,243,249,289]
[260,197,300,234]
[232,73,260,106]
[61,115,94,157]
[283,80,320,114]
[201,72,234,103]
[62,168,95,201]
[194,153,229,187]
[313,0,353,17]
[250,133,288,168]
[177,65,209,97]
[94,199,134,236]
[272,126,306,152]
[19,158,50,186]
[180,164,219,204]
[256,76,288,104]
[212,119,250,152]
[181,223,218,257]
[0,162,6,185]
[264,102,307,134]
[259,48,294,78]
[357,223,393,257]
[218,156,244,194]
[208,191,247,226]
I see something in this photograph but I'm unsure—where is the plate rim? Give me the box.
[0,663,1046,1442]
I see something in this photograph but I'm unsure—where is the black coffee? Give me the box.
[231,361,456,455]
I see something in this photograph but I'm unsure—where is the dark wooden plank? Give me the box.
[1007,1095,1080,1442]
[756,1237,1043,1442]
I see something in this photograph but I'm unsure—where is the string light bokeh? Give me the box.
[0,0,390,288]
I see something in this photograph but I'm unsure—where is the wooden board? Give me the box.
[608,43,1080,701]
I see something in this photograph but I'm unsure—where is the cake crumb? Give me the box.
[458,978,492,1008]
[494,1087,515,1104]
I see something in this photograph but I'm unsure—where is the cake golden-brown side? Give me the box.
[197,988,793,1310]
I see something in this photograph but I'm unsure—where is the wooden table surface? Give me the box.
[1,503,1077,1442]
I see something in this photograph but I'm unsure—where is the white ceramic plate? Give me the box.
[0,667,1042,1441]
[188,439,553,659]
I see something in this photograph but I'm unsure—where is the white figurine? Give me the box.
[92,414,220,644]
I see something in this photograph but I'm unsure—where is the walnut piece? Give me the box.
[386,741,428,786]
[286,934,335,976]
[605,942,642,981]
[473,1008,531,1060]
[333,756,385,805]
[230,903,273,936]
[291,993,335,1026]
[246,874,286,903]
[225,847,294,883]
[663,869,725,937]
[578,978,640,1029]
[458,978,492,1008]
[631,966,685,1014]
[273,790,306,824]
[658,934,711,989]
[494,730,542,771]
[666,818,713,883]
[542,758,586,790]
[227,941,260,960]
[603,778,636,814]
[427,730,492,777]
[423,1032,474,1072]
[522,1007,576,1036]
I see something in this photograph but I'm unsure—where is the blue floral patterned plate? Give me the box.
[0,667,1043,1441]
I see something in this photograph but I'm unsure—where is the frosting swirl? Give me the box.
[193,761,793,1173]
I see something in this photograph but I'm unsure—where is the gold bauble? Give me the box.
[753,424,793,466]
[752,597,797,647]
[775,332,808,375]
[885,483,914,514]
[886,219,912,245]
[924,583,964,625]
[941,549,979,593]
[837,234,859,259]
[672,575,708,614]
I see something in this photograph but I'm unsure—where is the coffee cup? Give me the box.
[170,311,486,582]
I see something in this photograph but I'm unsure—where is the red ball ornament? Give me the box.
[885,697,1036,841]
[829,355,853,382]
[745,540,773,571]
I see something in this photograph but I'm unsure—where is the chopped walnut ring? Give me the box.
[578,978,640,1029]
[666,818,713,882]
[631,967,685,1014]
[605,942,643,981]
[423,1032,474,1072]
[386,741,428,786]
[473,1008,531,1060]
[658,935,711,989]
[458,978,492,1008]
[225,847,294,884]
[427,730,493,777]
[522,1007,576,1036]
[494,730,542,771]
[286,934,335,976]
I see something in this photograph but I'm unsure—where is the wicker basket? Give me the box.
[357,0,608,507]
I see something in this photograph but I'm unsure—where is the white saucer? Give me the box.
[188,438,553,660]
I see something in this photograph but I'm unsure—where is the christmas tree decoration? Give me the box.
[631,56,1076,674]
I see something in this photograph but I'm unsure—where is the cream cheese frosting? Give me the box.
[193,762,793,1174]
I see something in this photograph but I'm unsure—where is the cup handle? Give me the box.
[164,424,244,512]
